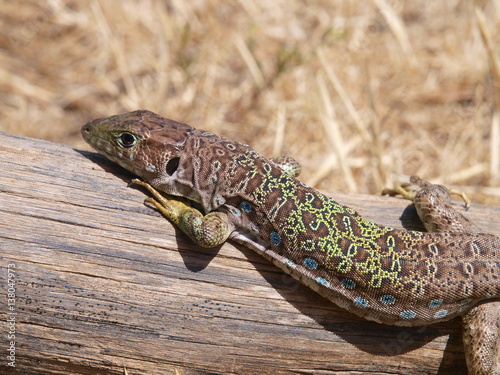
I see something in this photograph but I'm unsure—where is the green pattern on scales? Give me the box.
[81,110,499,375]
[244,154,399,287]
[221,147,484,327]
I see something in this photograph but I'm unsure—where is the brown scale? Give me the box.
[82,110,500,375]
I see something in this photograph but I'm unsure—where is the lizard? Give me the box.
[81,109,500,374]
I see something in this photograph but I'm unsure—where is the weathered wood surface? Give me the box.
[0,131,499,375]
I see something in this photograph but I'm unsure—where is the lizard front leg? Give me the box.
[131,179,231,248]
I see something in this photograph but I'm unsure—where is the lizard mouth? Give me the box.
[82,120,116,157]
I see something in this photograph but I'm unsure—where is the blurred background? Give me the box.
[1,0,499,204]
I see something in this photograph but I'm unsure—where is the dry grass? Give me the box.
[1,0,499,205]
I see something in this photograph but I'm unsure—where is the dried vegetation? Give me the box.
[1,0,499,205]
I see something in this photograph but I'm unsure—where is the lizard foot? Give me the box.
[382,176,477,233]
[382,176,471,209]
[130,178,231,248]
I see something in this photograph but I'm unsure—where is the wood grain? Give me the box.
[0,132,499,375]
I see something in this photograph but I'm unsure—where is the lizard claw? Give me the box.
[128,178,143,187]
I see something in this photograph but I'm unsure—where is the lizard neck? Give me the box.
[148,129,258,212]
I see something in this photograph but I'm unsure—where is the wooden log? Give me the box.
[0,131,499,375]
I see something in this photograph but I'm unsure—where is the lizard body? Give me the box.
[82,110,499,374]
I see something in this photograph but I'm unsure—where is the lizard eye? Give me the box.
[118,132,137,148]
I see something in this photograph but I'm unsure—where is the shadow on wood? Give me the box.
[0,132,499,374]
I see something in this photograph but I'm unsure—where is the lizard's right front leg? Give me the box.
[131,179,231,248]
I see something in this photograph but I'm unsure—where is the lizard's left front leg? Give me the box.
[131,179,231,248]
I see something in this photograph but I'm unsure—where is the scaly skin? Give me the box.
[385,176,500,374]
[82,110,500,374]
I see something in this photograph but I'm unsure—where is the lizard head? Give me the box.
[81,109,192,181]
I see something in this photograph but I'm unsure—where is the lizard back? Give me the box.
[82,110,500,327]
[180,132,499,326]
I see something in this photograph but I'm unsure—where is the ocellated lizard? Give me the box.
[82,110,499,375]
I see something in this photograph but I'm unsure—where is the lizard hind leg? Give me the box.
[382,176,478,233]
[384,176,499,374]
[462,301,500,375]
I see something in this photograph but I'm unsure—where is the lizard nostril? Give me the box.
[166,157,180,176]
